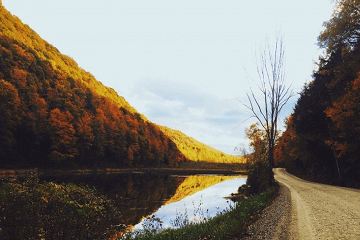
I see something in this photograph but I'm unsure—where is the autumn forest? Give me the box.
[0,4,242,170]
[275,0,360,188]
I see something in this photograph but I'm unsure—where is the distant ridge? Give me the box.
[159,125,244,163]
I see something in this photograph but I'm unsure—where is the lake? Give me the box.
[41,172,247,233]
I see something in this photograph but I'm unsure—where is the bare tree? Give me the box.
[242,36,294,169]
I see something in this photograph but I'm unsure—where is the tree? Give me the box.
[325,73,360,179]
[48,108,78,164]
[0,79,21,163]
[242,36,294,169]
[318,0,360,54]
[245,123,268,163]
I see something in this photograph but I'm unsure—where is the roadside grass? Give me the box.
[119,185,279,240]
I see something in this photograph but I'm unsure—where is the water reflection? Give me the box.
[166,175,240,204]
[42,173,184,226]
[41,172,246,231]
[134,177,246,231]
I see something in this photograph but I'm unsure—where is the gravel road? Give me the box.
[273,168,360,240]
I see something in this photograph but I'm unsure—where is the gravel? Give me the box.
[275,168,360,240]
[233,168,360,239]
[241,182,292,240]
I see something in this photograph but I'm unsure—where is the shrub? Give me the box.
[245,160,274,196]
[0,176,123,240]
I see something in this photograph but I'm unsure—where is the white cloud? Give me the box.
[122,78,250,154]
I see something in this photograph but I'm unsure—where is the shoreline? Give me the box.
[0,167,247,178]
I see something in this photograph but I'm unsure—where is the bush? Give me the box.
[245,160,274,196]
[0,176,123,240]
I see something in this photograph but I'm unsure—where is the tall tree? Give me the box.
[242,36,294,168]
[318,0,360,54]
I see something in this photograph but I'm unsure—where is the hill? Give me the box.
[275,0,360,188]
[0,4,186,168]
[159,125,244,163]
[0,3,243,169]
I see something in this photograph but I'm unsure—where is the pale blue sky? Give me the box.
[3,0,335,154]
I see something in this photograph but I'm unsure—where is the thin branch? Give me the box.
[241,34,293,168]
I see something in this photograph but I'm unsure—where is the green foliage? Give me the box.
[0,176,123,240]
[245,161,275,195]
[318,0,360,54]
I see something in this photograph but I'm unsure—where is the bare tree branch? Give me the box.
[240,35,294,168]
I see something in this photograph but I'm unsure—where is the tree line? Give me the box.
[275,0,360,187]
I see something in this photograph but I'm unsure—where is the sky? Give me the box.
[2,0,335,155]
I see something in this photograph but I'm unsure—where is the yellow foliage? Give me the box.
[0,5,142,118]
[159,125,245,164]
[165,175,239,204]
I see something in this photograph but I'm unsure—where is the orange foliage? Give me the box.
[77,112,94,142]
[49,108,78,162]
[10,66,27,87]
[324,73,360,160]
[274,116,298,166]
[0,5,189,168]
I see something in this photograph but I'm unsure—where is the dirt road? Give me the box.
[274,168,360,239]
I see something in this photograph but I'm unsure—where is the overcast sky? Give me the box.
[2,0,335,154]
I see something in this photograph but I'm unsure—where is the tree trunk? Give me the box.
[268,141,274,169]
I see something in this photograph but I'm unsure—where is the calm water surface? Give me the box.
[133,177,246,231]
[41,172,246,231]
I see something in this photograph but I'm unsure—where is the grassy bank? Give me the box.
[119,185,278,240]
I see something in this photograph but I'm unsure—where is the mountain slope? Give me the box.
[0,2,140,117]
[159,125,244,163]
[0,4,186,168]
[0,4,242,170]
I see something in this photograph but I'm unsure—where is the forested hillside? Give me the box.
[159,125,244,163]
[275,0,360,187]
[0,4,187,168]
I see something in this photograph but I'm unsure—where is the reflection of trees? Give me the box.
[41,173,242,229]
[41,173,244,230]
[42,173,185,226]
[165,175,239,204]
